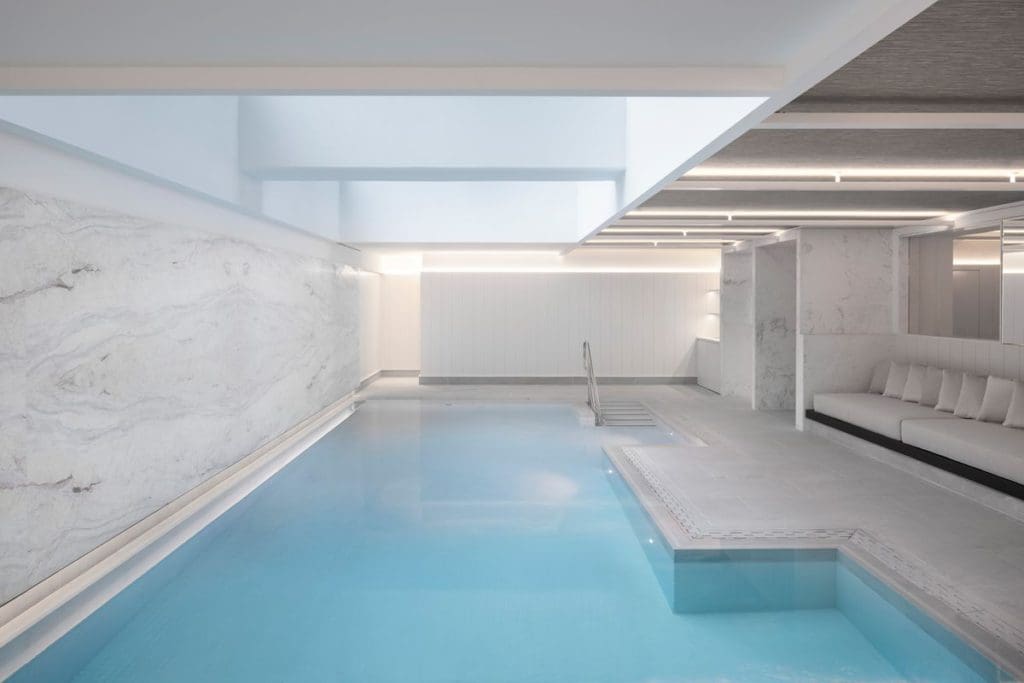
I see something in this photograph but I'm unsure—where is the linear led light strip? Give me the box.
[588,238,735,244]
[626,209,949,219]
[603,227,776,234]
[685,167,1022,182]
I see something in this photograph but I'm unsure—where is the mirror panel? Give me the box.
[1003,218,1024,345]
[908,228,1001,341]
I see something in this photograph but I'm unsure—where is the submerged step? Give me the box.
[599,401,657,427]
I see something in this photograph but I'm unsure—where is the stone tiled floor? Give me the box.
[360,379,1024,667]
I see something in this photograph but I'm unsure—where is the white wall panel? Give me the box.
[898,334,1024,382]
[359,271,382,381]
[381,274,421,371]
[420,272,718,378]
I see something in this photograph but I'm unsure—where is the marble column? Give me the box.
[720,250,753,401]
[753,242,797,410]
[795,228,897,428]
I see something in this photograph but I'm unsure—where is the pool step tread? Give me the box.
[600,401,658,427]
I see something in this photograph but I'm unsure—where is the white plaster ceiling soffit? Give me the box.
[0,0,942,248]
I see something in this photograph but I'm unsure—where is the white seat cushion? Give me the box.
[954,373,987,419]
[977,377,1015,423]
[919,366,943,407]
[901,364,926,403]
[1005,381,1024,429]
[868,361,889,394]
[813,393,956,440]
[901,418,1024,486]
[883,362,910,398]
[935,370,963,413]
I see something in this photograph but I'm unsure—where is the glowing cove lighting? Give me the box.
[374,249,721,274]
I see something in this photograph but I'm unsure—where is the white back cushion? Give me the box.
[919,366,943,407]
[954,374,987,419]
[1005,381,1024,429]
[901,364,926,403]
[935,370,963,413]
[883,362,910,398]
[868,362,889,394]
[977,377,1016,423]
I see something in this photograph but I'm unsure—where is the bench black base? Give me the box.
[805,409,1024,501]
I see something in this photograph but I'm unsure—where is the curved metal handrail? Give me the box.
[582,340,604,426]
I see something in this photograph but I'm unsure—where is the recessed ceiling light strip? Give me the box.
[587,238,732,244]
[627,209,948,219]
[603,227,776,234]
[685,167,1024,181]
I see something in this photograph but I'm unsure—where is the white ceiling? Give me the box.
[0,1,892,68]
[1,0,950,249]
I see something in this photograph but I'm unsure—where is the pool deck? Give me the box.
[360,379,1024,675]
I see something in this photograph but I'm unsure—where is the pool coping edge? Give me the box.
[605,444,1024,681]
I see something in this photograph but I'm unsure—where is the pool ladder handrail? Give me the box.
[582,340,604,426]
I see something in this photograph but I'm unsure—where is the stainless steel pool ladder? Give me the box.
[582,340,604,426]
[582,340,658,428]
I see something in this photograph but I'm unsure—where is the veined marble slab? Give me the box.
[719,250,753,401]
[0,187,360,604]
[753,243,797,410]
[799,228,893,335]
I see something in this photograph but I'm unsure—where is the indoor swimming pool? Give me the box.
[11,401,1005,682]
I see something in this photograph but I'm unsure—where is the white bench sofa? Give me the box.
[809,362,1024,498]
[900,419,1024,488]
[811,393,956,440]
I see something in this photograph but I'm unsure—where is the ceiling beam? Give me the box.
[666,180,1024,192]
[758,112,1024,130]
[0,66,784,95]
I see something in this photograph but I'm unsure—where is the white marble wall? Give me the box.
[796,334,903,425]
[0,187,360,604]
[793,228,898,428]
[753,243,797,410]
[720,251,753,400]
[799,228,894,335]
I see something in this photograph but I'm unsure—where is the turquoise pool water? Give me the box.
[12,401,1002,681]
